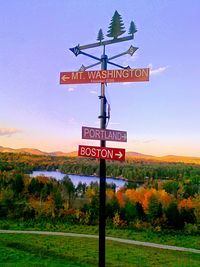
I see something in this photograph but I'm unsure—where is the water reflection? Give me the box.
[30,170,126,190]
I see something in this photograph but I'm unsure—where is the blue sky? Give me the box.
[0,0,200,156]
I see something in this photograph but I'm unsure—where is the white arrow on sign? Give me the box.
[115,151,123,159]
[61,74,70,81]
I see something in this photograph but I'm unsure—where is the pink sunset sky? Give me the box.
[0,1,200,157]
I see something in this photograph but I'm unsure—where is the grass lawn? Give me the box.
[1,219,199,250]
[0,233,200,267]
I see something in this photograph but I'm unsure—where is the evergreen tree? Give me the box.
[62,175,75,208]
[12,174,24,195]
[53,189,63,209]
[128,21,137,36]
[147,195,162,224]
[165,201,184,229]
[107,10,126,39]
[97,28,104,42]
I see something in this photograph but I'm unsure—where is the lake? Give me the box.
[30,171,126,189]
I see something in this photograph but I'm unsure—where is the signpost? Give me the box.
[82,126,127,142]
[60,68,149,84]
[60,11,149,267]
[78,145,125,161]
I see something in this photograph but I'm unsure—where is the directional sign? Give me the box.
[78,145,125,161]
[60,68,149,84]
[82,126,127,142]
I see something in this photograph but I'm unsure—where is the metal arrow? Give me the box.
[69,45,81,56]
[109,45,138,60]
[79,62,100,72]
[70,46,101,61]
[78,46,138,71]
[107,61,130,70]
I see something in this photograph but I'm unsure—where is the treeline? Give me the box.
[0,152,200,232]
[0,170,199,233]
[1,152,200,183]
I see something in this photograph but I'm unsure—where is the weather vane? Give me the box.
[69,11,138,267]
[60,10,149,267]
[70,10,138,72]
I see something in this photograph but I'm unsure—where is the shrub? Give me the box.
[63,208,78,224]
[113,212,127,228]
[180,208,196,225]
[0,222,10,230]
[133,219,151,231]
[184,223,199,235]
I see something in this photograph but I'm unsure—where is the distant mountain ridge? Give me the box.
[126,151,154,158]
[0,146,200,164]
[0,146,49,155]
[0,146,68,157]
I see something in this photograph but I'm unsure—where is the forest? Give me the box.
[0,152,200,233]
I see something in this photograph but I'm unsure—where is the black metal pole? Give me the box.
[99,47,107,267]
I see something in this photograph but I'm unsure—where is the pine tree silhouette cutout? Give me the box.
[97,29,104,43]
[107,11,126,39]
[128,21,137,36]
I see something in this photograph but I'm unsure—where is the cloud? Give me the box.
[68,87,75,92]
[0,128,19,137]
[122,52,139,67]
[148,64,168,75]
[89,90,98,95]
[122,82,132,86]
[113,64,168,86]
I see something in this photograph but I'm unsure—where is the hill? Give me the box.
[126,151,155,159]
[126,151,200,164]
[0,146,48,155]
[0,146,78,157]
[0,146,200,164]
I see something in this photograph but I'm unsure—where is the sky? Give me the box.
[0,0,200,157]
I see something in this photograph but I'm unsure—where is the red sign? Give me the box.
[60,68,149,84]
[78,145,125,161]
[82,126,127,142]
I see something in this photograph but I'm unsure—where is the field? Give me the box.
[0,233,200,267]
[1,220,200,250]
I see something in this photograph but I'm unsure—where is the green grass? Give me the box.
[1,219,199,250]
[0,233,199,267]
[106,228,200,250]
